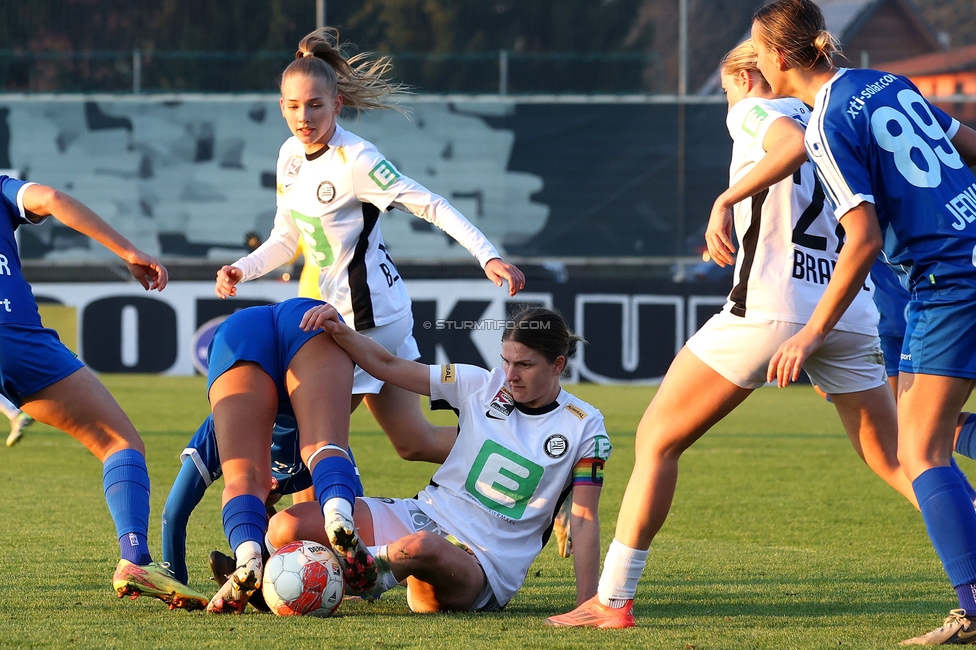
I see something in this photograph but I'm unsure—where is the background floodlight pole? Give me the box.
[316,0,326,29]
[675,0,688,261]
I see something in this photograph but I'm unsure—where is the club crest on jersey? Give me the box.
[317,181,336,204]
[285,156,303,177]
[544,434,569,458]
[488,387,515,417]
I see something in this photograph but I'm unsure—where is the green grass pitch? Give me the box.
[1,375,973,649]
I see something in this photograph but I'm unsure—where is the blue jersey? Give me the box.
[870,258,909,339]
[806,69,976,296]
[0,176,43,326]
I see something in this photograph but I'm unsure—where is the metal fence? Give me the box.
[0,50,663,95]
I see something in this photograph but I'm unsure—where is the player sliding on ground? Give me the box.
[548,38,920,630]
[214,26,523,484]
[266,305,609,612]
[0,176,207,609]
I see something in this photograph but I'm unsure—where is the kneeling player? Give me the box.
[267,305,610,611]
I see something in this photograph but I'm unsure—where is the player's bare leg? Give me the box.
[614,347,752,550]
[287,335,375,591]
[549,347,751,628]
[20,366,144,461]
[22,367,207,610]
[207,362,277,613]
[365,383,457,464]
[268,499,483,610]
[897,373,976,644]
[830,385,918,507]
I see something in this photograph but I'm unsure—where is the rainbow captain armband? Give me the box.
[572,458,605,488]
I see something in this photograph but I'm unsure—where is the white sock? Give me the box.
[264,533,277,556]
[0,394,20,420]
[371,545,401,592]
[323,497,353,521]
[598,538,649,608]
[235,541,262,568]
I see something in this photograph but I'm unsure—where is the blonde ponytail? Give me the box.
[282,28,409,115]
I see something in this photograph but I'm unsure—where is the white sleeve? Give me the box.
[351,146,501,268]
[389,186,500,269]
[230,208,300,282]
[429,363,493,408]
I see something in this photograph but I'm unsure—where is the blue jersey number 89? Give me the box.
[870,89,964,189]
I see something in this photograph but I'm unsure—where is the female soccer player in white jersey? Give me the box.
[266,305,610,612]
[548,39,916,630]
[214,27,523,463]
[749,0,976,643]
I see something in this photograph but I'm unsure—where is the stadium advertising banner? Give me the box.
[32,280,728,383]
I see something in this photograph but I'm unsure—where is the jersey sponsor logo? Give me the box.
[316,181,336,204]
[464,440,544,520]
[564,403,587,420]
[285,155,303,177]
[291,210,336,267]
[847,73,897,119]
[335,146,347,165]
[441,364,456,383]
[488,387,515,417]
[276,182,284,197]
[946,182,976,231]
[593,434,612,462]
[368,160,400,190]
[544,434,569,458]
[486,410,505,420]
[741,105,769,138]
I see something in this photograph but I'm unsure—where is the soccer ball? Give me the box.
[262,540,345,617]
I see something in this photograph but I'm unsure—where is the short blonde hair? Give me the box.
[720,39,765,82]
[281,28,408,115]
[752,0,841,70]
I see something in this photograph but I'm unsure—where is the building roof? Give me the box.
[884,43,976,76]
[698,0,939,94]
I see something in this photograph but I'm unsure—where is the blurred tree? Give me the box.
[915,0,976,49]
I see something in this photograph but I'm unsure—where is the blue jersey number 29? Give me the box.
[870,89,964,189]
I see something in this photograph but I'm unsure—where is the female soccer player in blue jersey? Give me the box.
[0,176,207,609]
[204,297,380,613]
[750,0,976,643]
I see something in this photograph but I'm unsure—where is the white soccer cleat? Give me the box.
[6,412,33,447]
[206,553,262,614]
[325,511,377,593]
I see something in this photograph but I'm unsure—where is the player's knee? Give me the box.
[267,508,301,549]
[395,531,443,565]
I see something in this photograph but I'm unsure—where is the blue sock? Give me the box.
[914,467,976,609]
[951,457,976,504]
[221,495,267,551]
[102,449,152,565]
[312,455,357,512]
[956,584,976,616]
[956,414,976,460]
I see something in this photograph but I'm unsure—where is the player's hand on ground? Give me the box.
[215,266,243,298]
[705,198,736,267]
[300,303,344,334]
[485,258,525,297]
[767,326,825,388]
[124,250,168,291]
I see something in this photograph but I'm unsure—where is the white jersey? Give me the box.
[232,126,500,330]
[723,97,878,336]
[417,364,612,607]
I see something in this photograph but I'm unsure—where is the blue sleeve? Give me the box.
[161,459,210,585]
[0,176,30,227]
